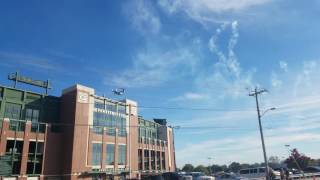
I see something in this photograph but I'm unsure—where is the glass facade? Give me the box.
[138,149,142,170]
[106,144,115,165]
[92,143,102,166]
[27,141,44,174]
[4,103,21,120]
[144,150,149,170]
[151,151,155,170]
[93,100,127,137]
[118,145,126,165]
[25,108,39,122]
[162,152,166,170]
[138,118,160,141]
[5,140,23,174]
[157,151,161,170]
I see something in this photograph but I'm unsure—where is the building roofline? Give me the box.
[0,84,58,98]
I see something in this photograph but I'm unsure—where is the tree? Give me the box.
[268,156,281,168]
[229,162,241,173]
[194,165,209,175]
[182,164,194,172]
[284,148,311,170]
[240,163,251,169]
[250,163,261,168]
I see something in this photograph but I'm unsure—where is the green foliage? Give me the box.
[284,148,311,170]
[228,162,241,173]
[182,164,194,172]
[194,165,209,175]
[268,156,281,168]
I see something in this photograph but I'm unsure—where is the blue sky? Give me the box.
[1,0,320,167]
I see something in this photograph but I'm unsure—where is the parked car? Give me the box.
[186,172,215,180]
[177,172,193,180]
[291,168,303,174]
[162,172,193,180]
[273,167,293,175]
[215,173,248,180]
[303,166,320,173]
[238,167,279,179]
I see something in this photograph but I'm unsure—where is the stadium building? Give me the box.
[0,74,176,180]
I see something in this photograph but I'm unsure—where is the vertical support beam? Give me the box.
[159,150,163,172]
[141,149,145,171]
[20,121,31,177]
[0,88,7,117]
[0,119,9,155]
[114,128,119,172]
[148,150,152,173]
[101,127,107,169]
[155,151,158,172]
[41,124,49,175]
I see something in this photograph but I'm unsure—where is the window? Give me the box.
[259,168,265,173]
[118,145,126,165]
[27,142,44,174]
[5,140,23,174]
[94,101,105,109]
[26,108,41,132]
[25,108,40,122]
[93,112,126,136]
[106,144,115,165]
[151,151,155,170]
[144,150,149,170]
[161,152,166,170]
[118,105,126,114]
[4,103,21,120]
[138,149,142,170]
[250,168,257,173]
[156,151,161,170]
[240,169,249,174]
[92,143,102,166]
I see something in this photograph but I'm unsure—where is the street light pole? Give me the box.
[208,157,213,175]
[284,145,304,178]
[249,87,273,180]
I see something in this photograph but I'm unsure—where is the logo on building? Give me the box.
[78,92,89,103]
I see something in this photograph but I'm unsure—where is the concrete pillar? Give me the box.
[101,127,107,169]
[159,150,163,172]
[20,121,31,176]
[141,149,145,171]
[41,124,49,175]
[0,119,9,155]
[148,150,152,172]
[114,128,119,171]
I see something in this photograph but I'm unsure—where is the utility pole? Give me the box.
[249,87,269,180]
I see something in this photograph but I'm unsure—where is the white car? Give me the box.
[188,172,215,180]
[198,176,215,180]
[216,173,248,180]
[238,167,279,179]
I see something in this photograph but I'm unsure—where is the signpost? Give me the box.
[8,72,52,95]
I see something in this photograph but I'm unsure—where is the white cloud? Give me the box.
[204,21,254,98]
[293,60,319,96]
[271,72,282,88]
[123,0,161,35]
[158,0,273,25]
[171,92,208,102]
[0,51,60,70]
[279,61,288,72]
[109,47,199,88]
[176,128,320,166]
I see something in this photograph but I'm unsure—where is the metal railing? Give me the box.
[31,122,46,133]
[9,119,26,131]
[0,118,47,133]
[91,126,127,137]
